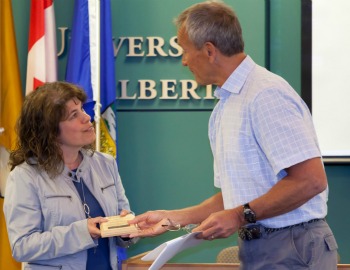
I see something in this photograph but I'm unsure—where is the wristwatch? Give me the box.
[243,203,256,223]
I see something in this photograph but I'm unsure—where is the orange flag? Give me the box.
[0,0,23,268]
[0,0,23,192]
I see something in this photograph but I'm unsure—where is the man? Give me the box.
[129,1,338,269]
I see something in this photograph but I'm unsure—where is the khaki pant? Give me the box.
[238,219,338,270]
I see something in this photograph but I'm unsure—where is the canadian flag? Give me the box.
[25,0,57,95]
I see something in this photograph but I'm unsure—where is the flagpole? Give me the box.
[95,0,101,151]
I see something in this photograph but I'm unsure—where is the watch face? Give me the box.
[244,204,256,223]
[246,212,255,223]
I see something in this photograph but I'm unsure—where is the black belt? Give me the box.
[238,218,325,241]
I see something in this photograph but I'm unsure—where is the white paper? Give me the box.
[141,232,203,270]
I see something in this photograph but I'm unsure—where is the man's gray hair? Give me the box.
[174,0,244,56]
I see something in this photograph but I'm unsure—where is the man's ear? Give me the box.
[204,42,216,62]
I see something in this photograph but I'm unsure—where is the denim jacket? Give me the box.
[4,150,133,270]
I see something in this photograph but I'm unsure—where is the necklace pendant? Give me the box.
[83,203,91,218]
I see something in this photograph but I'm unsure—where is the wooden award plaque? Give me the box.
[100,213,139,238]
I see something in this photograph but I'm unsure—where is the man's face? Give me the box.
[177,27,213,86]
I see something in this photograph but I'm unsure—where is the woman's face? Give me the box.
[57,98,95,152]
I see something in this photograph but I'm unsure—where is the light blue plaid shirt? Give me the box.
[209,56,328,228]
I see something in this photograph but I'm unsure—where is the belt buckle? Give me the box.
[238,224,262,241]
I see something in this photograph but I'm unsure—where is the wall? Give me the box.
[268,0,350,263]
[9,0,350,264]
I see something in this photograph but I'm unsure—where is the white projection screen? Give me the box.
[310,0,350,163]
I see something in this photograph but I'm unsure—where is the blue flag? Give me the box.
[65,1,124,267]
[65,0,117,158]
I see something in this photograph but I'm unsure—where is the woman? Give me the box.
[3,81,136,270]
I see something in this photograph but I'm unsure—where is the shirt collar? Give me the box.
[214,55,255,99]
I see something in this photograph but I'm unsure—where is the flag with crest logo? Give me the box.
[65,0,117,158]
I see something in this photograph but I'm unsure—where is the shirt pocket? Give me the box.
[325,234,338,251]
[43,193,80,228]
[100,183,116,194]
[99,182,118,215]
[26,262,63,269]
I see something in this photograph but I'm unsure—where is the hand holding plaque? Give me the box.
[100,213,139,238]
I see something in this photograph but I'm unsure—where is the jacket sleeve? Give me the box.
[3,167,96,262]
[112,161,131,213]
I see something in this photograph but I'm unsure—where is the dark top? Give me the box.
[71,170,112,270]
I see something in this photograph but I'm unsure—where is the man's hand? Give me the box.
[192,208,242,240]
[128,210,169,237]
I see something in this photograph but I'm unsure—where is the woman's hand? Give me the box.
[87,217,108,239]
[120,209,132,217]
[119,210,136,238]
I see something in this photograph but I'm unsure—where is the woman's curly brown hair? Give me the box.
[10,81,94,177]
